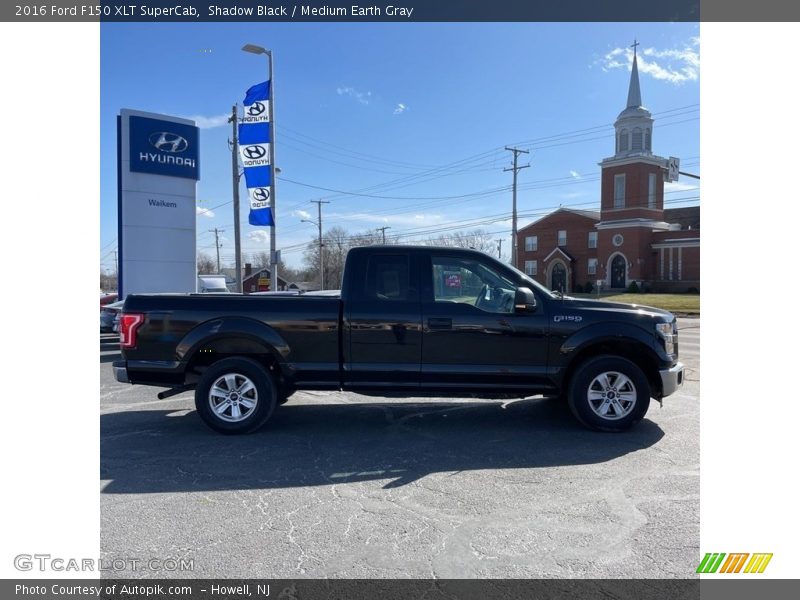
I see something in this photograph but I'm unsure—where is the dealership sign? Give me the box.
[239,80,274,226]
[118,109,199,297]
[129,115,199,179]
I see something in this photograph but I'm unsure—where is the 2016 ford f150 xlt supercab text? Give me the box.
[114,246,683,434]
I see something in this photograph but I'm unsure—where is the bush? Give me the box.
[584,281,594,294]
[627,281,640,293]
[687,286,700,294]
[573,283,584,293]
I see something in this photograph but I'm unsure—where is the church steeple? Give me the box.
[626,40,642,108]
[613,39,653,158]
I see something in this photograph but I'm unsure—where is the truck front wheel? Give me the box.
[194,357,277,434]
[567,355,650,432]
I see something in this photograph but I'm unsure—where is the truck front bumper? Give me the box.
[112,361,129,384]
[659,362,685,397]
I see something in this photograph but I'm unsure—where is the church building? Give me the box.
[516,45,699,293]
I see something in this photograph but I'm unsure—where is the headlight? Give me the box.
[656,322,676,356]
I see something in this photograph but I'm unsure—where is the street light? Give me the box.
[301,218,325,290]
[242,43,279,290]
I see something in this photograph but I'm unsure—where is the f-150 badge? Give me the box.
[553,315,583,323]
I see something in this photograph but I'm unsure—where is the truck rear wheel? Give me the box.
[567,355,650,432]
[194,357,277,434]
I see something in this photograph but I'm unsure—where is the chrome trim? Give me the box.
[659,362,684,397]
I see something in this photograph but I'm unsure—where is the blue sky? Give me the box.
[100,22,700,270]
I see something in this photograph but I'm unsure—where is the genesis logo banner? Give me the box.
[129,115,199,180]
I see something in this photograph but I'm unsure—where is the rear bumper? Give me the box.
[659,362,685,397]
[112,361,129,384]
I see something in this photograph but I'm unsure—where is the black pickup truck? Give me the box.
[114,246,683,434]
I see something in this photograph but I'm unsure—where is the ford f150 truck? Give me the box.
[114,246,683,434]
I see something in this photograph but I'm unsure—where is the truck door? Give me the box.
[420,252,550,392]
[343,251,422,389]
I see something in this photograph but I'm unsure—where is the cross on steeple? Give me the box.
[630,39,640,57]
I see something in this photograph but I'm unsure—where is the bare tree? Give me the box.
[249,251,270,269]
[426,228,497,255]
[100,270,117,294]
[197,252,217,274]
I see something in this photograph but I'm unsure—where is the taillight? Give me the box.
[119,313,144,349]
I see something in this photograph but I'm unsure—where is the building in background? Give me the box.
[516,47,699,293]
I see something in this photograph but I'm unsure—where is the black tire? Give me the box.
[194,357,277,434]
[567,355,650,432]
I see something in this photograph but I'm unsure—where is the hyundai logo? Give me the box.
[252,187,270,201]
[247,102,266,116]
[148,132,188,153]
[243,145,266,159]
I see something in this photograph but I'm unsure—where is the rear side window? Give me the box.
[364,254,411,301]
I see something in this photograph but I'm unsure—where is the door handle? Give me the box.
[428,317,452,330]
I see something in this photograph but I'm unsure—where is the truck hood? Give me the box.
[559,296,674,321]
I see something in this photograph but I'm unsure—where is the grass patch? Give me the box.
[592,293,699,314]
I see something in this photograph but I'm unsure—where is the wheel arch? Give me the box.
[177,317,293,386]
[559,325,663,398]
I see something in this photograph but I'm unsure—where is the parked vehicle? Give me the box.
[115,246,683,434]
[197,275,230,294]
[100,300,125,333]
[100,293,118,308]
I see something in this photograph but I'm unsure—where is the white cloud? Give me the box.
[293,209,312,220]
[393,103,407,115]
[598,38,700,85]
[569,170,581,179]
[196,206,215,218]
[337,86,372,105]
[248,231,269,244]
[184,113,229,129]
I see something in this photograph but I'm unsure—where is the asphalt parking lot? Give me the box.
[100,318,699,578]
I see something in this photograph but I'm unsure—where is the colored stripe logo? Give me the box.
[697,553,773,574]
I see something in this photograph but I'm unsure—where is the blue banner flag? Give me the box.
[239,80,273,226]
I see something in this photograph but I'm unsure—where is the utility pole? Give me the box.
[377,226,391,244]
[496,238,503,260]
[210,228,225,273]
[112,250,118,275]
[229,104,243,292]
[310,200,329,290]
[504,146,530,269]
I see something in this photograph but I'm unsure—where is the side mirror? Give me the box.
[514,287,537,313]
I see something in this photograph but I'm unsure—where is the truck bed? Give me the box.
[122,293,342,387]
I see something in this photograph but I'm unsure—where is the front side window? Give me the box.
[525,235,538,252]
[432,255,516,314]
[364,254,410,301]
[558,230,567,246]
[525,260,537,276]
[614,174,626,208]
[588,231,598,248]
[588,258,598,275]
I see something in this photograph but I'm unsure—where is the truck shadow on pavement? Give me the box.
[101,397,664,494]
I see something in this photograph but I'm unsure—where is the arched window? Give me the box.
[645,128,652,151]
[632,127,643,151]
[619,129,628,152]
